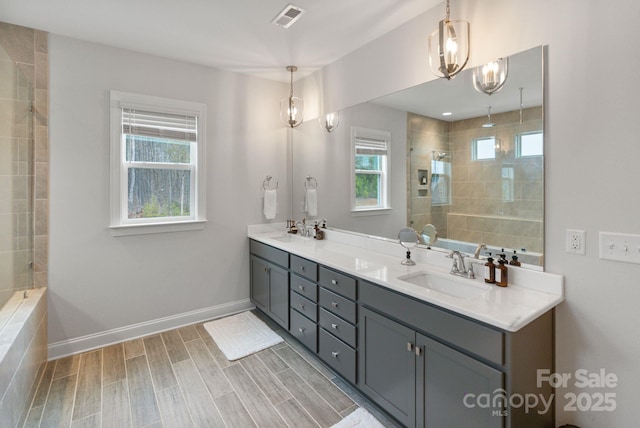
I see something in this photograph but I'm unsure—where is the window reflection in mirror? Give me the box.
[291,46,545,268]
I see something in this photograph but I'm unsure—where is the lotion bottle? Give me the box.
[496,254,508,287]
[484,254,496,284]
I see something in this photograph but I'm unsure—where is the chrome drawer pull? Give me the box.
[331,351,340,358]
[299,304,305,310]
[300,266,305,271]
[331,323,338,329]
[331,302,339,308]
[299,285,305,291]
[331,279,338,285]
[298,328,305,333]
[407,342,414,352]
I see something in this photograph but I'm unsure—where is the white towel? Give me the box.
[304,188,317,217]
[263,189,277,220]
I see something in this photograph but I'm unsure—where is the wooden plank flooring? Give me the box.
[23,311,402,427]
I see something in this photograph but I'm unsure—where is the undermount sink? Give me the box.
[397,271,490,299]
[271,233,311,242]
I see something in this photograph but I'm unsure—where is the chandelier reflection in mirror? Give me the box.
[473,57,509,95]
[427,0,470,80]
[319,112,339,132]
[280,66,304,128]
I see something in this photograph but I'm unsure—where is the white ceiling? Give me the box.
[0,0,442,82]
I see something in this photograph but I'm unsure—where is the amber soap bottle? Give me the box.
[496,254,508,287]
[484,255,496,284]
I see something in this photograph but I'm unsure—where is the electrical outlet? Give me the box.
[566,229,586,255]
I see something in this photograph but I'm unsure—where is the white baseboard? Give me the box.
[47,299,254,360]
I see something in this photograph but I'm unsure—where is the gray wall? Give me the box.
[48,35,289,356]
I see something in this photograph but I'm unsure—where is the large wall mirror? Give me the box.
[291,46,545,268]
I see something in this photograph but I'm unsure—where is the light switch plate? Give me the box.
[599,232,640,264]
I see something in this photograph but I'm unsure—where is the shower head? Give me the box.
[482,106,495,128]
[432,151,449,161]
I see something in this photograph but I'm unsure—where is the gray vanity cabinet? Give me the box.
[359,305,504,428]
[249,239,553,428]
[417,334,503,428]
[289,255,319,352]
[358,307,416,426]
[249,241,289,330]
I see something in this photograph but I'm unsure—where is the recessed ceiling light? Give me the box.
[442,112,452,116]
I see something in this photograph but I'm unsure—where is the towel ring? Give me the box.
[263,176,278,190]
[305,176,318,190]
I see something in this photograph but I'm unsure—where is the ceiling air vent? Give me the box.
[271,4,305,29]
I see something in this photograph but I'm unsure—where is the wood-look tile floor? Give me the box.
[23,311,401,428]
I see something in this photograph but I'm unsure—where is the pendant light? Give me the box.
[280,66,304,128]
[473,57,509,95]
[319,112,339,132]
[427,0,470,80]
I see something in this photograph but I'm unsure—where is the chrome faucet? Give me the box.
[448,250,475,279]
[473,243,487,259]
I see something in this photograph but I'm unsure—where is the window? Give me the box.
[516,131,543,157]
[472,137,497,160]
[351,127,391,212]
[110,91,207,236]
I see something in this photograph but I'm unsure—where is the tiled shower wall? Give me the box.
[0,21,49,428]
[0,22,49,290]
[408,108,543,254]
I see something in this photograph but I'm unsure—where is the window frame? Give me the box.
[350,127,392,214]
[109,91,207,236]
[516,130,544,158]
[472,136,497,161]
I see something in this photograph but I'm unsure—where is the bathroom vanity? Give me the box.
[248,225,563,428]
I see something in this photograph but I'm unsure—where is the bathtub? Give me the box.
[0,288,47,427]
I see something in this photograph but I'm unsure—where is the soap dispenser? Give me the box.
[484,253,496,284]
[509,250,521,267]
[496,252,508,287]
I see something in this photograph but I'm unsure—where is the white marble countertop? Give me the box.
[247,225,564,332]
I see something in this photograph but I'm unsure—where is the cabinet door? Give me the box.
[358,307,416,427]
[268,263,289,329]
[417,333,504,428]
[250,255,269,312]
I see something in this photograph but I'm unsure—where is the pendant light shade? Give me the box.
[427,0,470,80]
[319,112,339,132]
[280,66,304,128]
[473,58,509,95]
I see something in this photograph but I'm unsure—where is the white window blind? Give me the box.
[122,109,197,142]
[355,137,388,156]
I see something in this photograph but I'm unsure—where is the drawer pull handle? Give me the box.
[331,279,338,285]
[331,302,339,308]
[415,346,423,357]
[299,304,305,310]
[300,266,305,271]
[298,328,305,333]
[331,323,338,330]
[407,342,414,352]
[299,285,305,291]
[331,351,340,358]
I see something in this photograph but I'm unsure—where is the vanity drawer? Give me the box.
[290,309,317,353]
[319,288,357,325]
[318,329,356,384]
[359,280,504,365]
[291,255,318,281]
[291,291,317,322]
[291,274,318,302]
[319,267,356,300]
[250,240,288,268]
[319,308,356,347]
